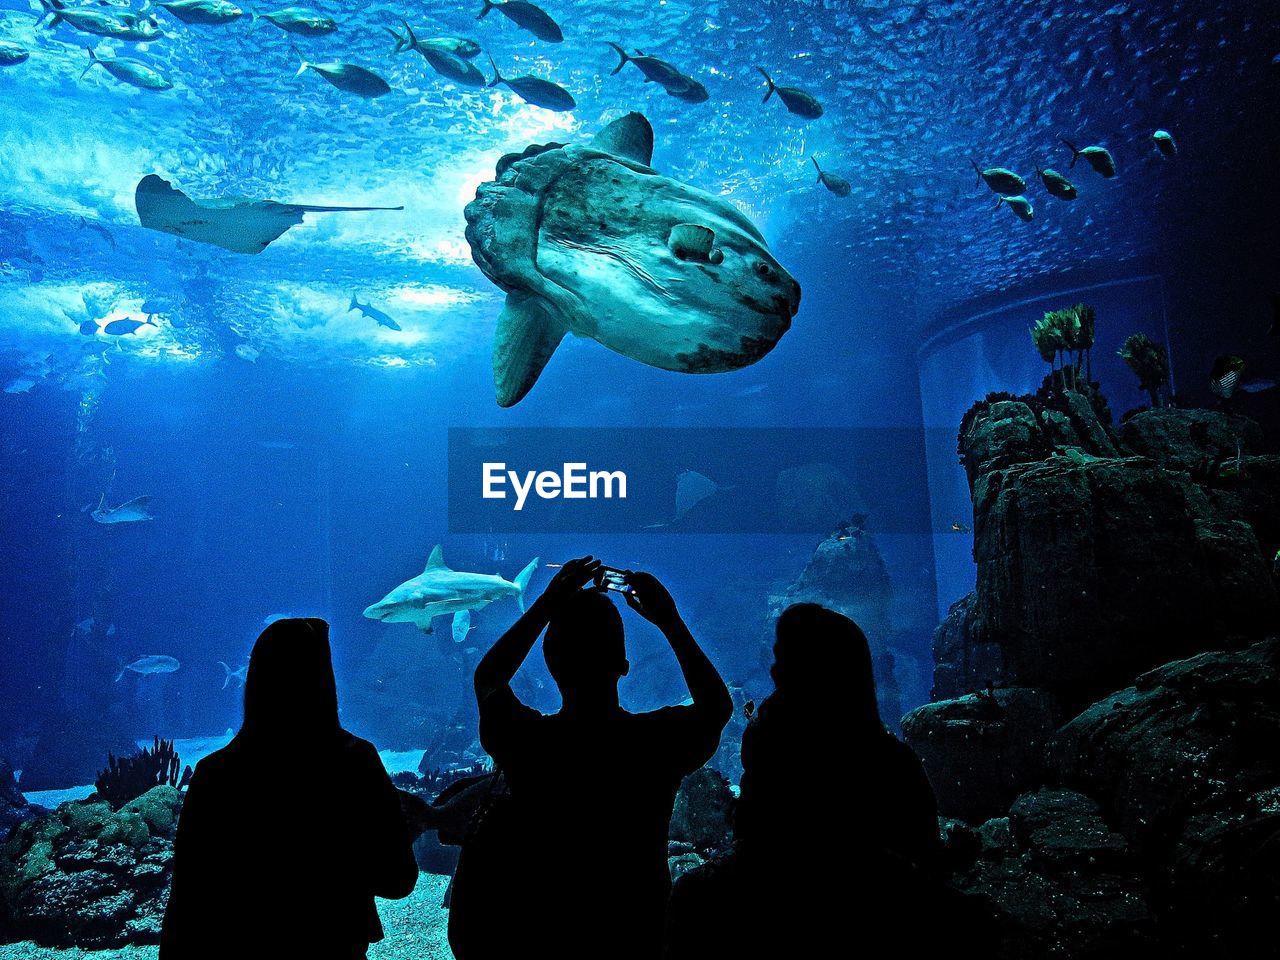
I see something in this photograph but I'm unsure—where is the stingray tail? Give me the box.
[756,66,775,103]
[606,42,630,76]
[477,0,494,21]
[1060,138,1080,168]
[80,47,100,80]
[292,45,308,77]
[486,53,502,88]
[514,557,538,612]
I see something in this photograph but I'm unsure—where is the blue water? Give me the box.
[1,0,1277,788]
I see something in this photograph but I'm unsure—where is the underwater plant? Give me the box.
[1117,333,1170,407]
[93,737,191,809]
[1031,303,1096,391]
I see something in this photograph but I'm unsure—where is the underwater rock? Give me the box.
[0,785,180,947]
[669,768,733,854]
[902,687,1060,823]
[946,449,1278,705]
[950,790,1154,959]
[1047,639,1280,953]
[1119,408,1264,469]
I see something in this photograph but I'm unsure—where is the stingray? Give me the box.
[134,174,403,254]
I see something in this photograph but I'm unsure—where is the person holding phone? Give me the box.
[465,557,732,960]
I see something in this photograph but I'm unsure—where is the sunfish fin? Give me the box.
[590,112,653,166]
[425,544,447,572]
[514,557,539,612]
[493,295,567,408]
[668,223,716,263]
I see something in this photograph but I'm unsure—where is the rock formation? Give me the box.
[906,388,1279,956]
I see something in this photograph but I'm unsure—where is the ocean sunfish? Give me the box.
[135,175,403,254]
[464,112,800,406]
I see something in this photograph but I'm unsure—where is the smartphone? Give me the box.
[598,566,634,593]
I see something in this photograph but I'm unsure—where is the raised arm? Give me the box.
[474,556,603,704]
[624,572,733,727]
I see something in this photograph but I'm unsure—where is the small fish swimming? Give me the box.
[756,66,822,119]
[4,379,36,394]
[0,39,29,66]
[37,1,162,40]
[157,0,243,25]
[250,7,335,36]
[422,47,487,88]
[811,156,851,197]
[997,195,1034,222]
[1035,167,1077,200]
[76,617,95,633]
[606,43,704,102]
[79,319,101,336]
[1061,138,1117,178]
[386,20,481,60]
[218,661,248,689]
[235,343,260,362]
[1208,355,1245,399]
[82,48,173,91]
[1152,129,1177,159]
[349,294,401,331]
[950,521,971,533]
[477,0,562,43]
[92,493,155,524]
[971,160,1026,196]
[487,56,574,111]
[103,315,158,336]
[115,654,180,682]
[295,47,391,99]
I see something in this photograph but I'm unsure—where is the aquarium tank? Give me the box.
[1,0,1277,956]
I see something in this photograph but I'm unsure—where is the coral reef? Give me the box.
[667,768,734,882]
[910,383,1280,956]
[93,739,190,811]
[0,786,181,947]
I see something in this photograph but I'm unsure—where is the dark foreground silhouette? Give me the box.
[160,618,417,960]
[450,558,733,960]
[666,603,976,957]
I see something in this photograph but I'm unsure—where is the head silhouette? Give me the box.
[772,603,879,729]
[239,617,340,743]
[543,590,628,701]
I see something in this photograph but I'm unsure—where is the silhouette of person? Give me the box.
[457,557,732,960]
[665,603,948,958]
[160,617,417,960]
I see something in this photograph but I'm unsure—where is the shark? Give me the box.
[363,545,538,636]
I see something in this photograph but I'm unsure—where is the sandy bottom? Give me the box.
[0,873,455,960]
